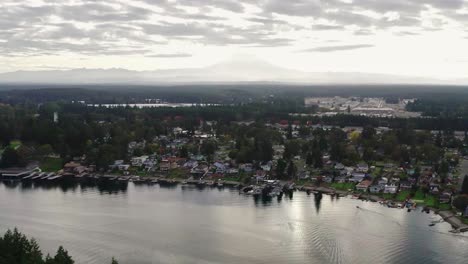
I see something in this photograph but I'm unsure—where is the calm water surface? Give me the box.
[0,181,467,264]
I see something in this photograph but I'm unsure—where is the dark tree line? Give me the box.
[0,229,118,264]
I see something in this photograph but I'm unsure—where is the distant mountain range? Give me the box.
[0,58,465,85]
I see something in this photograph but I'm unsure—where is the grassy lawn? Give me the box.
[424,195,437,207]
[330,182,355,191]
[382,193,394,200]
[40,157,63,172]
[167,168,188,179]
[396,190,411,201]
[413,189,425,200]
[438,203,451,210]
[372,167,383,176]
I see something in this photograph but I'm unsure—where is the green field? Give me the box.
[396,190,411,201]
[330,182,355,191]
[438,203,451,210]
[167,168,188,179]
[413,189,425,200]
[424,195,437,207]
[382,193,394,200]
[40,157,63,172]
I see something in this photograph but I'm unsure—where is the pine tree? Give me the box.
[462,175,468,195]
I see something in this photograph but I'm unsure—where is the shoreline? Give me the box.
[299,184,468,232]
[2,176,467,233]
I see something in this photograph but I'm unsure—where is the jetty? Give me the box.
[438,210,468,232]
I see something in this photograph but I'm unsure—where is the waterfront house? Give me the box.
[384,183,398,194]
[213,162,226,173]
[159,160,171,171]
[356,180,372,192]
[240,163,253,173]
[334,163,345,170]
[429,183,440,195]
[131,156,149,167]
[191,164,209,177]
[369,184,384,193]
[399,180,413,190]
[349,172,366,183]
[183,160,198,169]
[335,175,347,183]
[378,177,388,185]
[254,170,267,181]
[356,163,369,173]
[226,168,239,175]
[118,164,130,171]
[298,171,311,180]
[439,192,452,204]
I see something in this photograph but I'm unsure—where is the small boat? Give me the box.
[356,206,360,209]
[429,223,435,227]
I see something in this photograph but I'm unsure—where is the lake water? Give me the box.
[1,181,467,264]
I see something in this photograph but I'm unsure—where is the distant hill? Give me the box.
[0,57,464,85]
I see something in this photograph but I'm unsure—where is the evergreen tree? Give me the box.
[306,152,313,166]
[462,175,468,195]
[287,160,297,180]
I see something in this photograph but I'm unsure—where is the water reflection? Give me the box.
[314,194,322,213]
[0,179,129,195]
[1,180,468,264]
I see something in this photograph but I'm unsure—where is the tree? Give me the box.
[461,175,468,195]
[453,195,468,211]
[361,126,376,140]
[179,146,189,158]
[36,144,54,157]
[313,150,323,168]
[0,147,20,168]
[201,139,217,156]
[276,159,287,179]
[111,257,119,264]
[306,152,313,166]
[45,246,74,264]
[0,228,44,264]
[287,160,297,180]
[287,122,293,140]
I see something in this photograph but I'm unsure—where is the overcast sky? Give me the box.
[1,0,468,81]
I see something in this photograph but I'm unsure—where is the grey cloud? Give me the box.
[301,44,374,52]
[140,21,293,46]
[1,0,467,57]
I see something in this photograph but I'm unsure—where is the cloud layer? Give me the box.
[0,0,468,81]
[1,0,467,56]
